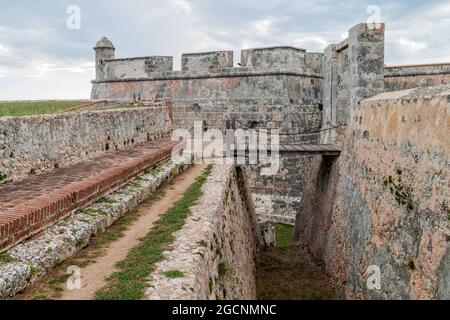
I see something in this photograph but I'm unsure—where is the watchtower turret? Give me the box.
[94,37,115,81]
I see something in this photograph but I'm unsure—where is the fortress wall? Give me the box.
[322,24,385,145]
[0,106,171,183]
[104,56,173,81]
[384,63,450,91]
[241,47,306,71]
[91,67,323,226]
[295,85,450,299]
[145,165,258,300]
[182,51,233,72]
[305,52,324,74]
[91,43,325,225]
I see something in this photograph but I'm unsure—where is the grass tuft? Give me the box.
[162,270,185,279]
[275,224,294,249]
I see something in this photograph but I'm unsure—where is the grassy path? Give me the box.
[17,165,212,300]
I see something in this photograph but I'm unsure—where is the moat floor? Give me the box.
[256,229,337,300]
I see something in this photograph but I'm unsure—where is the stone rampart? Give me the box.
[0,106,171,183]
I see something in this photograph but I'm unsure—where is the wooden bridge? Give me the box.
[233,144,341,157]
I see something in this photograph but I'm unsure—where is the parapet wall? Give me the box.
[384,63,450,91]
[182,51,233,72]
[295,85,450,299]
[104,56,173,81]
[0,106,171,183]
[145,165,258,300]
[241,46,306,72]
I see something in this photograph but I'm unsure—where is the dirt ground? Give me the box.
[256,240,337,300]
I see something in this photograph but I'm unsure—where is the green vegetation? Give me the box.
[208,277,214,293]
[0,173,6,183]
[0,252,12,265]
[383,173,414,210]
[0,100,87,117]
[275,224,294,249]
[218,262,229,279]
[408,261,416,271]
[95,165,213,300]
[162,270,185,279]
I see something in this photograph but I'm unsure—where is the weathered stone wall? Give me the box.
[91,53,323,225]
[384,63,450,91]
[0,107,171,183]
[295,85,450,299]
[145,165,258,300]
[240,47,307,72]
[248,155,322,225]
[104,56,173,81]
[182,51,233,72]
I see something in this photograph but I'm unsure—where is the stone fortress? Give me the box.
[0,23,448,300]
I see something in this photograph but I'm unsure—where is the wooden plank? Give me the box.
[300,144,315,151]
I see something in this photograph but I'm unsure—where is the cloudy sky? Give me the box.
[0,0,449,100]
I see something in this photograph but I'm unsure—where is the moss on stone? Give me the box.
[0,252,12,265]
[162,270,185,279]
[383,174,414,210]
[218,262,230,279]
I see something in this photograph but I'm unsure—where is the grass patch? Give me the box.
[275,224,294,249]
[95,165,214,300]
[0,252,12,265]
[162,270,185,279]
[0,100,87,117]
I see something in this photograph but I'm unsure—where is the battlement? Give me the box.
[101,56,173,81]
[181,51,233,72]
[241,46,306,71]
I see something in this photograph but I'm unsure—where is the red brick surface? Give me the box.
[0,138,177,251]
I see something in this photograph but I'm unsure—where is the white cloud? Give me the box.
[1,59,94,78]
[0,42,10,55]
[293,36,328,49]
[398,38,427,51]
[250,17,277,36]
[172,0,192,14]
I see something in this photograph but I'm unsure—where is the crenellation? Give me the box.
[181,51,234,72]
[240,46,306,71]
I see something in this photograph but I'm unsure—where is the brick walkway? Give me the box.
[0,138,177,251]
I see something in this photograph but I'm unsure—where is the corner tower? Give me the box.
[94,37,115,81]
